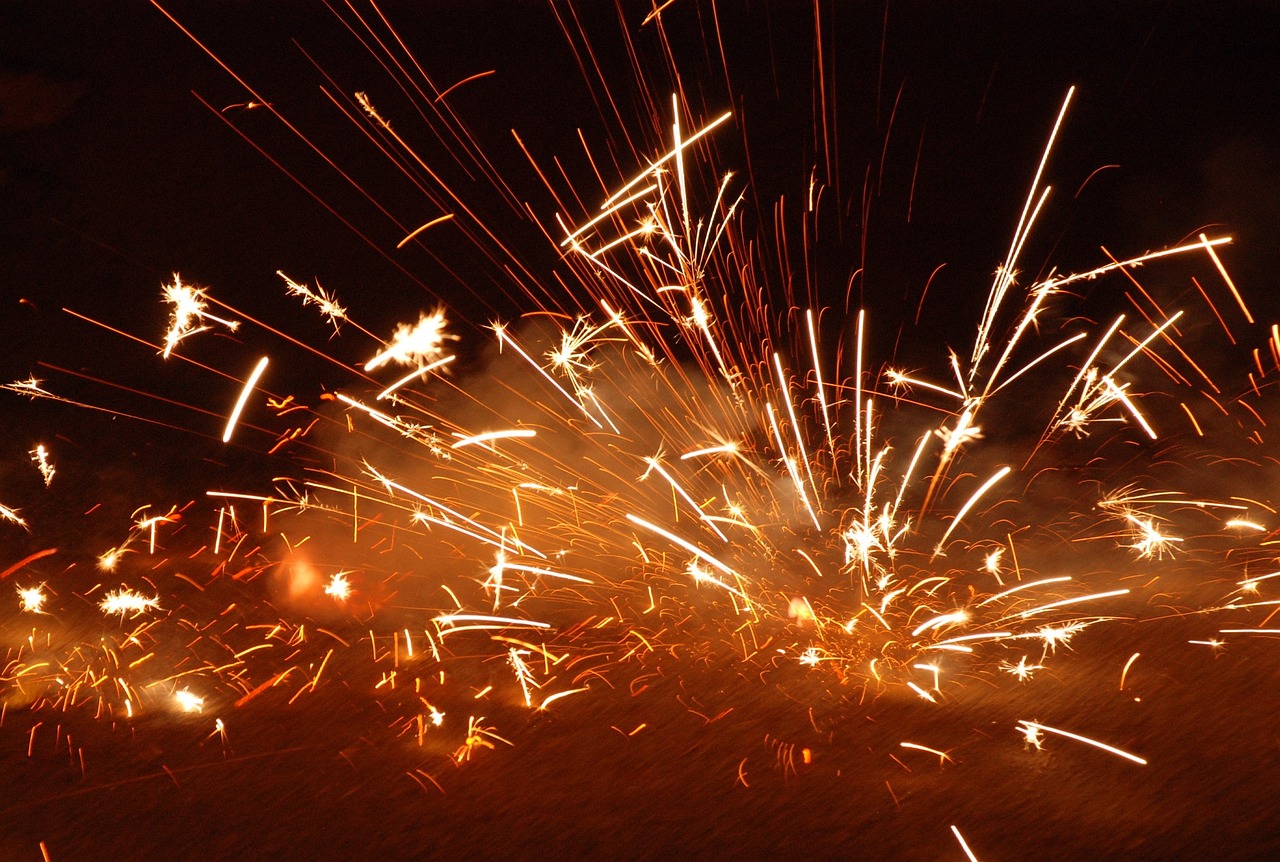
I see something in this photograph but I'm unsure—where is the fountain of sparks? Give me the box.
[3,7,1278,859]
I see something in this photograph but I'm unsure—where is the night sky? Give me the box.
[5,2,1279,361]
[4,0,1279,494]
[4,2,1280,859]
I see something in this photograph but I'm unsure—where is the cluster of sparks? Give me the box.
[2,6,1278,857]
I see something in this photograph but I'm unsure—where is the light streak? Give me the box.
[1119,652,1140,690]
[1017,720,1147,765]
[396,213,456,249]
[451,429,538,449]
[900,741,952,764]
[1013,589,1130,618]
[951,825,981,862]
[932,466,1011,557]
[222,356,270,443]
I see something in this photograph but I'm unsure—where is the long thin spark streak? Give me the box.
[951,825,981,862]
[932,466,1012,557]
[912,611,968,638]
[979,577,1073,607]
[397,213,456,249]
[679,443,739,460]
[1199,232,1251,323]
[773,352,821,507]
[320,470,546,561]
[901,741,952,763]
[435,614,551,631]
[765,402,822,530]
[451,429,538,449]
[598,110,733,212]
[853,309,866,483]
[805,309,837,465]
[539,688,589,710]
[376,355,456,400]
[1012,589,1130,618]
[1017,720,1147,765]
[642,457,730,542]
[494,325,605,429]
[222,356,270,443]
[625,514,740,582]
[490,561,593,585]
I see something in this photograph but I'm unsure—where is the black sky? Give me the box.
[2,1,1279,452]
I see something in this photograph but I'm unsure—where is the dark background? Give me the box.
[3,2,1280,860]
[4,1,1279,372]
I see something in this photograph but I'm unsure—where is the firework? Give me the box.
[3,3,1277,858]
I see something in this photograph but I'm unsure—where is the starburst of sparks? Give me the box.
[160,273,240,358]
[98,588,161,618]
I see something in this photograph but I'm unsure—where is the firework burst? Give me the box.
[2,3,1277,858]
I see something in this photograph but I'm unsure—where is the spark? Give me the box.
[396,213,456,249]
[1119,511,1182,560]
[932,466,1012,557]
[160,273,239,358]
[324,571,354,601]
[453,716,510,763]
[1119,652,1141,690]
[29,444,56,486]
[2,16,1266,855]
[222,356,270,443]
[174,689,205,713]
[434,614,552,634]
[900,741,953,765]
[1016,720,1147,765]
[951,825,982,862]
[451,429,538,449]
[1013,589,1130,618]
[279,270,347,330]
[508,648,537,707]
[0,503,28,530]
[99,588,161,617]
[18,585,47,614]
[906,682,937,703]
[1000,656,1044,681]
[912,611,968,638]
[364,310,455,371]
